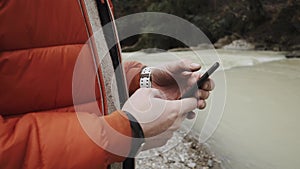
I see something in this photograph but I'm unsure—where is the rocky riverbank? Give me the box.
[136,131,222,169]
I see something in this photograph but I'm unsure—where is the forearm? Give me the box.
[0,111,132,168]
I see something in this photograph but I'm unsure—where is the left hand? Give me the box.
[151,60,215,110]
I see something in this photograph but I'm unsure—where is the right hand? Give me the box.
[122,88,198,150]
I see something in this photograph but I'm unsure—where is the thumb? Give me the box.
[149,88,166,99]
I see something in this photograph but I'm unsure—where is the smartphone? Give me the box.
[180,62,220,99]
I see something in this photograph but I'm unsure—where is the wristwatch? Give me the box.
[140,67,152,88]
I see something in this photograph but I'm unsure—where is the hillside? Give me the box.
[113,0,299,51]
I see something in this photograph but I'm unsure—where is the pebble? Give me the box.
[136,131,222,169]
[179,154,185,162]
[187,162,196,168]
[207,159,213,168]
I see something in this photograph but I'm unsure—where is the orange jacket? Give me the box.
[0,0,143,168]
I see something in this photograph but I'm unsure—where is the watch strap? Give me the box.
[140,67,152,88]
[124,111,145,157]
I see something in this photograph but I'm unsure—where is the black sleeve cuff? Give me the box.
[124,111,145,157]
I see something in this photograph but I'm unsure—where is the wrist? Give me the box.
[124,111,145,157]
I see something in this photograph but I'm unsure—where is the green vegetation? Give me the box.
[113,0,299,51]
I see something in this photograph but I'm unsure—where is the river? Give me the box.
[122,49,300,169]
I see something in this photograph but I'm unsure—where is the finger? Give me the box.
[189,62,201,71]
[180,62,201,73]
[186,111,196,119]
[198,100,207,109]
[171,97,197,116]
[187,72,201,86]
[195,90,210,100]
[165,61,184,73]
[182,71,193,76]
[167,59,200,73]
[201,79,215,91]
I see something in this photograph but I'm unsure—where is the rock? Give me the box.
[168,48,191,52]
[207,159,213,168]
[179,154,185,162]
[187,162,196,168]
[214,34,239,49]
[191,44,215,50]
[167,159,176,163]
[254,43,268,50]
[213,158,222,164]
[191,142,198,149]
[286,51,300,58]
[272,45,282,51]
[223,39,255,50]
[141,48,166,53]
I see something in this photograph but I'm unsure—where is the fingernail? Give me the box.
[204,83,209,89]
[187,111,196,119]
[190,63,200,68]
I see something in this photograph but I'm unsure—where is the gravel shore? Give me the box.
[136,130,222,169]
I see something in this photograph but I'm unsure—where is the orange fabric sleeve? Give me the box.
[0,111,132,169]
[124,61,146,96]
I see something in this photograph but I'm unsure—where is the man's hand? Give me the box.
[122,88,199,150]
[152,60,215,109]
